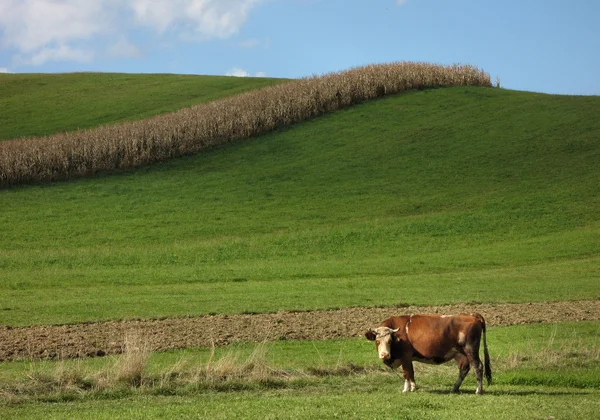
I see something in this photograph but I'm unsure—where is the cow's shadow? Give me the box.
[425,389,587,396]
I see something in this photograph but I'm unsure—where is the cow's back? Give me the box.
[404,314,482,360]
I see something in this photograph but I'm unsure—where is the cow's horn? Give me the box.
[391,328,400,333]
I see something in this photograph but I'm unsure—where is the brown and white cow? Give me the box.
[365,313,492,394]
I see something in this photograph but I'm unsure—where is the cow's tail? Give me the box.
[475,313,492,385]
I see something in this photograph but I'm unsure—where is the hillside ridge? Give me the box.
[0,62,490,186]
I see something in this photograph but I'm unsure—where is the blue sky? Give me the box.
[0,0,598,95]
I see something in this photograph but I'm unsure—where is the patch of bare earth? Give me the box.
[1,300,599,361]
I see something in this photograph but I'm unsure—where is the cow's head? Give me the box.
[365,326,400,360]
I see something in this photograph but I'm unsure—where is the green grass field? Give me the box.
[1,72,599,418]
[1,86,599,326]
[4,388,599,420]
[0,73,286,140]
[2,322,599,418]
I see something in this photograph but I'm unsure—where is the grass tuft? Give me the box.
[113,332,151,387]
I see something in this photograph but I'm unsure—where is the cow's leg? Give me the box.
[452,353,470,393]
[465,343,484,394]
[400,359,416,392]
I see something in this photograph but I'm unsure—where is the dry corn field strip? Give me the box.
[1,300,598,362]
[0,62,491,187]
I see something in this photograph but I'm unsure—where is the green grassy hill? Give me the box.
[0,73,286,140]
[1,85,599,326]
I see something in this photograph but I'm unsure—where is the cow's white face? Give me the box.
[365,326,398,360]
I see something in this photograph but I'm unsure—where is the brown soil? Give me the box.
[1,300,599,362]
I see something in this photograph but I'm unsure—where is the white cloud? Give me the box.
[107,37,143,59]
[396,0,408,5]
[0,0,114,53]
[239,38,261,48]
[239,37,270,49]
[19,45,95,66]
[0,67,8,73]
[226,67,251,77]
[128,0,177,34]
[226,67,267,77]
[129,0,264,39]
[0,0,265,66]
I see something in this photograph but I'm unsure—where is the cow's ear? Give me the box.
[365,330,376,341]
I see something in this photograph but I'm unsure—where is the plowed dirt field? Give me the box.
[1,300,599,361]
